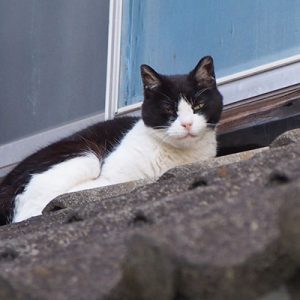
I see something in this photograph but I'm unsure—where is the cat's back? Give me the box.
[0,116,139,225]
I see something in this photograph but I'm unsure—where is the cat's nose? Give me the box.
[181,122,193,130]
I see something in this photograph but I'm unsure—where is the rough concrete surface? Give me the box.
[270,128,300,148]
[0,129,299,300]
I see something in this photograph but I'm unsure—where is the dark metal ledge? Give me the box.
[217,84,300,156]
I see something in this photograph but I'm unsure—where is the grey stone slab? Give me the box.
[286,271,300,300]
[280,184,300,264]
[257,286,291,300]
[43,179,154,213]
[160,146,268,179]
[0,275,19,300]
[270,128,300,148]
[110,180,300,300]
[0,207,74,240]
[0,235,127,300]
[0,140,299,300]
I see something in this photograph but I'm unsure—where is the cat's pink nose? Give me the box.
[181,122,193,130]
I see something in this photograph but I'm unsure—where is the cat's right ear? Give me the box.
[141,65,162,90]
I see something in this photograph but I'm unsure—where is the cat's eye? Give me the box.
[165,108,174,114]
[193,103,205,111]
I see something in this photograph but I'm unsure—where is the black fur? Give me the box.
[0,116,138,225]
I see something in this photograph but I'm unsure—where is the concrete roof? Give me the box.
[0,129,300,300]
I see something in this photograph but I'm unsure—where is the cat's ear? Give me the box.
[190,56,216,86]
[141,64,162,90]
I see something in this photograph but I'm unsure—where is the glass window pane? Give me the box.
[0,0,109,146]
[119,0,300,108]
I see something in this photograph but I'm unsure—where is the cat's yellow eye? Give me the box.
[193,103,205,111]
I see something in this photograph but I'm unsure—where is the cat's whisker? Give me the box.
[165,132,185,137]
[183,95,193,106]
[156,131,174,143]
[160,135,174,144]
[206,123,218,127]
[195,87,211,98]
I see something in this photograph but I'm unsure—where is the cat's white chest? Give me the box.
[73,120,216,191]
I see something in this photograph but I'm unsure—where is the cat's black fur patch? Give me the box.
[0,116,138,225]
[141,56,223,128]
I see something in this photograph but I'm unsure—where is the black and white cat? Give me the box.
[0,56,223,225]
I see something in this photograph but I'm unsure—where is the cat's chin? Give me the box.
[179,133,197,139]
[161,133,204,149]
[166,126,216,149]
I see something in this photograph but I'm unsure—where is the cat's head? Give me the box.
[141,56,223,148]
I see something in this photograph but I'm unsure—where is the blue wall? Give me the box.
[119,0,300,107]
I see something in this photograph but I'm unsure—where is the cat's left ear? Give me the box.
[190,56,216,86]
[141,64,162,90]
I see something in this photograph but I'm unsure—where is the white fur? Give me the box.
[13,99,216,222]
[13,153,101,222]
[166,98,208,147]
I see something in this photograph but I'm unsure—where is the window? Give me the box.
[0,0,109,176]
[106,0,300,117]
[1,0,300,175]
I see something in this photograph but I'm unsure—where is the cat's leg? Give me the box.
[67,176,111,192]
[13,153,101,222]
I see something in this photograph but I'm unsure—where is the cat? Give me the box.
[0,56,223,225]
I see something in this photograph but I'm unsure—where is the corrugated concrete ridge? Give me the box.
[0,128,299,300]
